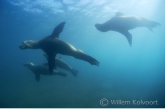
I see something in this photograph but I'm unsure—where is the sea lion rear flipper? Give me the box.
[120,30,132,47]
[35,73,40,82]
[71,69,79,77]
[50,22,66,39]
[77,53,100,66]
[48,54,56,74]
[141,18,161,31]
[148,21,161,31]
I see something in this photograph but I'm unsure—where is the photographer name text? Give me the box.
[110,99,158,105]
[100,98,158,106]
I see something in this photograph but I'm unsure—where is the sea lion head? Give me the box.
[19,40,36,49]
[95,23,109,32]
[95,23,102,31]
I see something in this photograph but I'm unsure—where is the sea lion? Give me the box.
[24,62,67,82]
[19,22,99,74]
[95,12,161,46]
[43,54,79,77]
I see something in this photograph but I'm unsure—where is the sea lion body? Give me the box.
[20,22,99,74]
[24,63,67,82]
[95,12,161,46]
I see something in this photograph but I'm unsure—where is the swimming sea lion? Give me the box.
[43,54,79,77]
[24,62,67,82]
[20,22,99,74]
[95,12,161,46]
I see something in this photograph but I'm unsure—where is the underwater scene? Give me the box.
[0,0,165,108]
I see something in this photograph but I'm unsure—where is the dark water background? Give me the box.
[0,0,165,108]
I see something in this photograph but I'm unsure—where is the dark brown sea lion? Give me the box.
[20,22,99,74]
[95,12,161,46]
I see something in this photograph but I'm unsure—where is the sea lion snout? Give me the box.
[95,23,108,32]
[19,41,27,49]
[19,40,34,49]
[95,24,99,30]
[95,24,102,31]
[19,44,26,49]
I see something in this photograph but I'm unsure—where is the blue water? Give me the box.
[0,0,165,108]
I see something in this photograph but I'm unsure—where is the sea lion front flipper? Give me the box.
[35,73,40,82]
[48,53,56,74]
[119,30,132,47]
[50,22,66,39]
